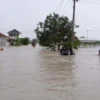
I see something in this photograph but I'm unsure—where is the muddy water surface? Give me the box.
[0,45,100,100]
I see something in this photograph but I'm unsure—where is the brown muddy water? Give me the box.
[0,45,100,100]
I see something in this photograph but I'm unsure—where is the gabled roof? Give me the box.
[8,29,21,35]
[0,33,9,39]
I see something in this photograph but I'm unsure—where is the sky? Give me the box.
[0,0,100,40]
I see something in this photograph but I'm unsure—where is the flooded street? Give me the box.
[0,45,100,100]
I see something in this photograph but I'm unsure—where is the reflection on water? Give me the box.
[0,45,100,100]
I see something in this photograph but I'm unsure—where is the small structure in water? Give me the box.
[0,48,3,51]
[60,46,75,55]
[31,39,37,47]
[60,47,69,55]
[99,50,100,56]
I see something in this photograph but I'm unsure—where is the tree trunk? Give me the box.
[69,47,75,55]
[57,45,60,51]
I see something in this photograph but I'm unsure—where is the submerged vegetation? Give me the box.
[80,41,100,47]
[9,37,30,46]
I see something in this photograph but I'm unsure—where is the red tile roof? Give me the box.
[0,33,9,39]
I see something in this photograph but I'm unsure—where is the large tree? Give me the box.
[35,13,79,53]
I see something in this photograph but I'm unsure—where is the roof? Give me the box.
[8,29,21,35]
[0,33,9,39]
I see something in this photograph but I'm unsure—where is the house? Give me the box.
[0,33,9,46]
[8,29,21,40]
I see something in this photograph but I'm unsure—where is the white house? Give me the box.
[8,29,21,40]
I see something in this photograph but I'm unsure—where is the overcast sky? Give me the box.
[0,0,100,40]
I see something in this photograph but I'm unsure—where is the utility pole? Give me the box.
[71,0,79,54]
[87,30,89,40]
[72,0,76,36]
[72,0,79,42]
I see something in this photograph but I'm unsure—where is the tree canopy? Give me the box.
[20,37,30,45]
[35,13,79,50]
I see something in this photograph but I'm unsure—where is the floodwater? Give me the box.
[0,45,100,100]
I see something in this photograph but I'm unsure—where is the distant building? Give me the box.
[79,37,99,43]
[0,33,9,46]
[8,29,21,40]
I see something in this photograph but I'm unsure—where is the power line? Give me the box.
[61,2,73,15]
[55,0,65,13]
[60,0,71,14]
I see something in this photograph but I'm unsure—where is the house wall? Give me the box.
[0,38,8,46]
[9,34,19,40]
